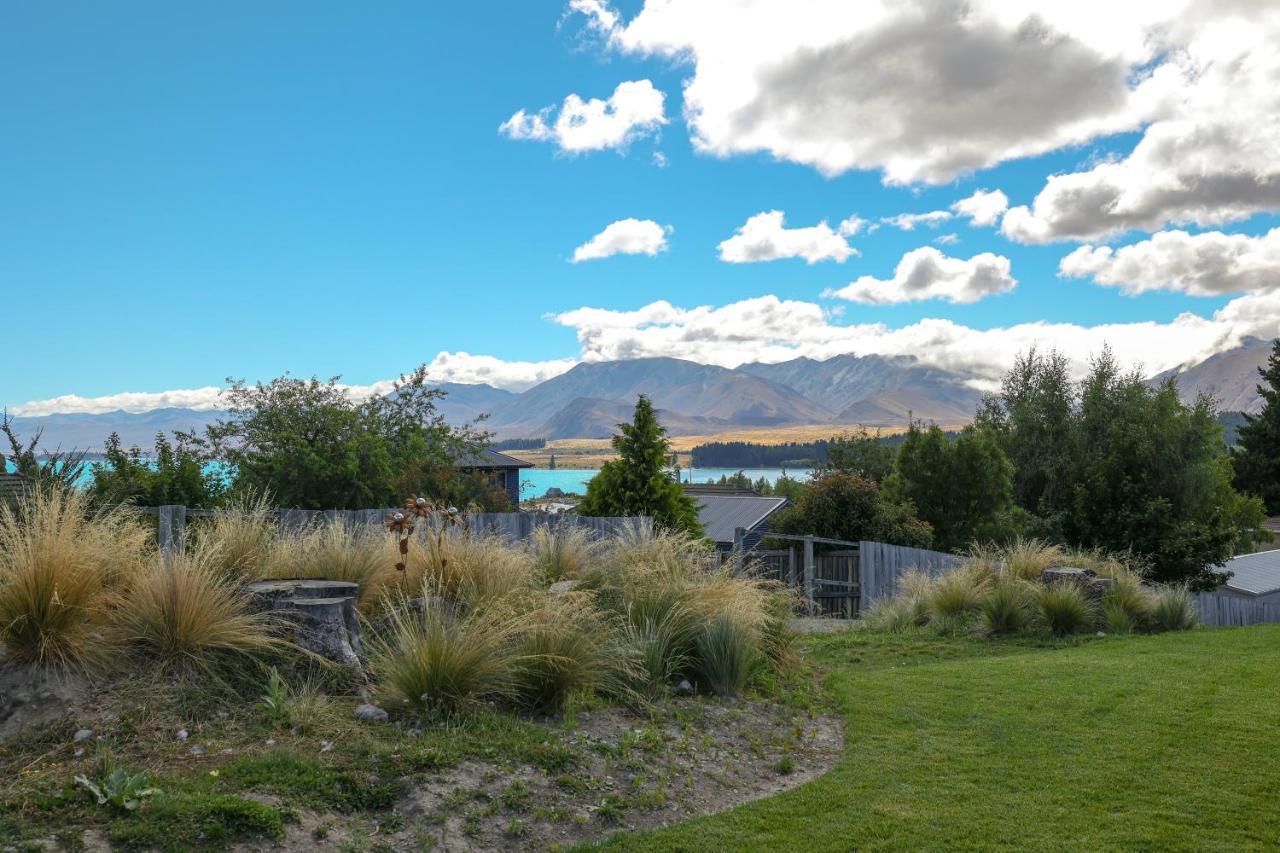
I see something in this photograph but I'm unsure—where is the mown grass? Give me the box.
[597,625,1280,851]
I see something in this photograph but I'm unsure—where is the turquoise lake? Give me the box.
[520,467,812,498]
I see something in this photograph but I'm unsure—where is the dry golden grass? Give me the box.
[0,488,149,672]
[264,521,389,609]
[197,493,277,580]
[117,543,282,673]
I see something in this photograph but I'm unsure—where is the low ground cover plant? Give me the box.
[865,539,1198,638]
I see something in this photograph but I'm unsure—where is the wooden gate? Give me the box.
[747,537,860,618]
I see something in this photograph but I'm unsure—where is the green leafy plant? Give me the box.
[75,767,160,812]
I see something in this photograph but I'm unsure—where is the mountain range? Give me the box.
[7,341,1273,451]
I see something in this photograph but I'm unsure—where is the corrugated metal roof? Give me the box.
[1221,549,1280,596]
[452,445,533,469]
[694,494,789,545]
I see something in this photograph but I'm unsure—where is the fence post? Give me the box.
[157,504,187,567]
[803,534,815,617]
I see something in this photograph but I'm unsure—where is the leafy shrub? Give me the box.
[1149,585,1198,632]
[980,579,1034,635]
[1036,583,1093,635]
[0,488,147,671]
[695,612,760,697]
[371,595,523,717]
[117,544,281,674]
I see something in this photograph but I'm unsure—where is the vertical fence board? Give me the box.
[857,541,962,609]
[1192,591,1280,627]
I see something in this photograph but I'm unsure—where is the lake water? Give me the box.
[521,467,812,498]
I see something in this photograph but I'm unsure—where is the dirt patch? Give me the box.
[239,698,842,852]
[0,664,90,744]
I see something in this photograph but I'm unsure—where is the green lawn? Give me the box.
[599,626,1280,852]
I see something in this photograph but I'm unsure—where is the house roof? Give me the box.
[693,494,789,545]
[1221,548,1280,596]
[451,445,533,470]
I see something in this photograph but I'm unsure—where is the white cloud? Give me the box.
[837,215,867,236]
[934,233,960,245]
[551,290,1280,389]
[882,210,952,230]
[951,188,1009,226]
[717,210,858,264]
[1002,6,1280,242]
[824,247,1015,305]
[1059,227,1280,296]
[499,79,666,153]
[572,218,671,262]
[11,355,576,416]
[574,0,1187,184]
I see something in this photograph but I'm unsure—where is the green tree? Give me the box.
[1233,338,1280,514]
[982,347,1266,587]
[771,469,933,548]
[578,396,703,535]
[886,422,1017,552]
[824,427,897,481]
[189,366,500,510]
[87,432,224,508]
[1,410,89,492]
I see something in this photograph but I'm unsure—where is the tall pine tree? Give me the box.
[577,396,704,536]
[1234,338,1280,514]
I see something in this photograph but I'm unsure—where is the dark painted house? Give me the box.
[453,446,532,508]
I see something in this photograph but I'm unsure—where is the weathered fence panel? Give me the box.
[857,541,963,609]
[149,505,646,557]
[1192,591,1280,628]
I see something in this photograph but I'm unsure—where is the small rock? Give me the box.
[674,679,695,697]
[188,745,206,756]
[219,748,233,755]
[74,748,85,758]
[176,729,189,742]
[265,738,276,746]
[73,728,93,743]
[548,579,578,596]
[353,703,389,722]
[319,740,334,753]
[1096,631,1107,637]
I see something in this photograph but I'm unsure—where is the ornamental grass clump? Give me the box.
[0,488,148,672]
[529,524,600,584]
[695,612,761,697]
[1036,583,1094,635]
[199,493,276,581]
[980,578,1035,635]
[927,567,989,622]
[1101,572,1154,631]
[1150,585,1198,632]
[371,593,525,717]
[268,521,388,609]
[511,593,624,712]
[117,543,282,675]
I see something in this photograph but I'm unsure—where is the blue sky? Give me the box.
[4,1,1279,413]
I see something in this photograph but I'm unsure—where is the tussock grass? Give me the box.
[371,593,525,717]
[117,544,282,674]
[199,494,276,581]
[511,593,623,712]
[927,567,989,621]
[530,524,600,584]
[1101,572,1154,630]
[980,578,1035,635]
[1150,585,1198,632]
[696,612,760,697]
[1036,583,1094,635]
[0,488,148,672]
[265,521,388,608]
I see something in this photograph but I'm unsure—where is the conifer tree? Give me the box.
[1234,338,1280,514]
[578,396,704,536]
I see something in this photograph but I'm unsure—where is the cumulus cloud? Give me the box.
[572,218,671,262]
[573,0,1186,184]
[1002,7,1280,242]
[499,79,666,153]
[717,210,858,264]
[882,210,953,230]
[824,247,1016,305]
[952,188,1009,226]
[1059,227,1280,296]
[934,233,960,245]
[550,290,1280,389]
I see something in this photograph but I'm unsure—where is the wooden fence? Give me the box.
[856,540,963,610]
[147,505,646,556]
[1192,591,1280,628]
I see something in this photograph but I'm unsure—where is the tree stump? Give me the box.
[244,579,362,666]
